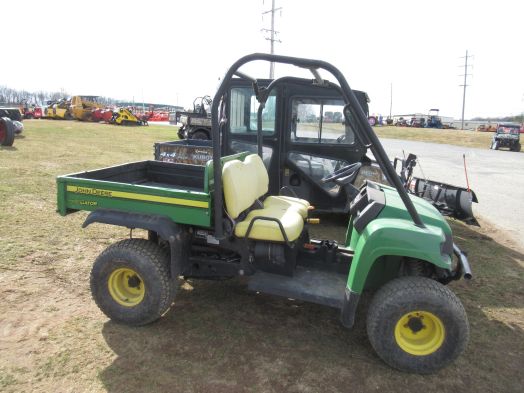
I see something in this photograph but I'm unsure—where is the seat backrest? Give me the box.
[222,154,269,219]
[244,154,269,197]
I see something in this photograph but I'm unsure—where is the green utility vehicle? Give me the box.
[490,123,521,151]
[57,54,472,374]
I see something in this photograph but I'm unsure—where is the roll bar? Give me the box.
[211,53,425,239]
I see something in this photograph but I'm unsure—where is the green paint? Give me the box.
[345,185,452,293]
[56,176,212,228]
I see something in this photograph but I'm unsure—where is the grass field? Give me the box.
[0,120,523,392]
[300,122,501,151]
[374,126,497,150]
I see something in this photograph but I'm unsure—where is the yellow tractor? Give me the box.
[112,107,147,126]
[71,96,102,121]
[45,99,73,120]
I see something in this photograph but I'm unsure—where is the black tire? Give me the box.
[0,117,16,146]
[492,140,499,150]
[517,143,521,152]
[90,239,175,326]
[191,129,210,140]
[367,277,469,374]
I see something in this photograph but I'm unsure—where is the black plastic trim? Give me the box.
[351,183,386,233]
[340,287,360,328]
[83,209,190,277]
[244,216,290,245]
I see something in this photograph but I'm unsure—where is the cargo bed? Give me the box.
[56,160,213,227]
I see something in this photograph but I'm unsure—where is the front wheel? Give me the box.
[90,239,175,326]
[367,277,469,374]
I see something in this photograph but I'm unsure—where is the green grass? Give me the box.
[374,126,497,150]
[0,120,522,392]
[301,122,501,150]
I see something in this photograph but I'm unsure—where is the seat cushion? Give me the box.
[264,195,310,219]
[234,206,304,242]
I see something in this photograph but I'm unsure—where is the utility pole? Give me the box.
[262,0,282,79]
[459,50,473,130]
[389,83,393,119]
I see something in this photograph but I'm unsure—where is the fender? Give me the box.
[340,218,451,328]
[347,218,451,294]
[83,209,190,278]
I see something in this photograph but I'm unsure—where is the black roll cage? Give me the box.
[211,53,425,239]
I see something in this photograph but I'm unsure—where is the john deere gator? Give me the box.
[57,54,472,374]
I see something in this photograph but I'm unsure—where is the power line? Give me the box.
[459,50,473,130]
[261,0,282,79]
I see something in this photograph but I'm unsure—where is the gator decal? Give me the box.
[66,186,208,208]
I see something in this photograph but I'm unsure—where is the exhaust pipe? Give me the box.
[453,243,473,280]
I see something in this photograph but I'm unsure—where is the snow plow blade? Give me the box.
[409,178,479,225]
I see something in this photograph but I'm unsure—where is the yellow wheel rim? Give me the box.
[107,268,145,307]
[394,311,445,356]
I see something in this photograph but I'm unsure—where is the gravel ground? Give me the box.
[381,138,524,247]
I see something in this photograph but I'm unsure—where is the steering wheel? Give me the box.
[321,162,362,183]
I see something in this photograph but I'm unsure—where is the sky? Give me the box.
[1,0,523,119]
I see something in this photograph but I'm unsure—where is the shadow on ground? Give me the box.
[98,220,523,393]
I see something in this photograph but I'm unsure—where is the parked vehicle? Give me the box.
[45,99,73,120]
[426,109,442,129]
[57,54,472,374]
[19,100,43,119]
[0,117,16,146]
[170,95,213,139]
[490,123,521,151]
[71,95,102,121]
[395,117,408,127]
[91,108,115,123]
[111,107,148,126]
[0,107,23,122]
[476,123,498,132]
[410,117,426,128]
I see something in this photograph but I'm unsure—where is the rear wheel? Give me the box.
[0,117,16,146]
[90,239,175,326]
[191,129,209,140]
[367,277,469,374]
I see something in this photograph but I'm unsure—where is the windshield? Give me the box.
[498,125,520,134]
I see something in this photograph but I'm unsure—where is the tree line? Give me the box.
[471,115,524,123]
[0,85,116,106]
